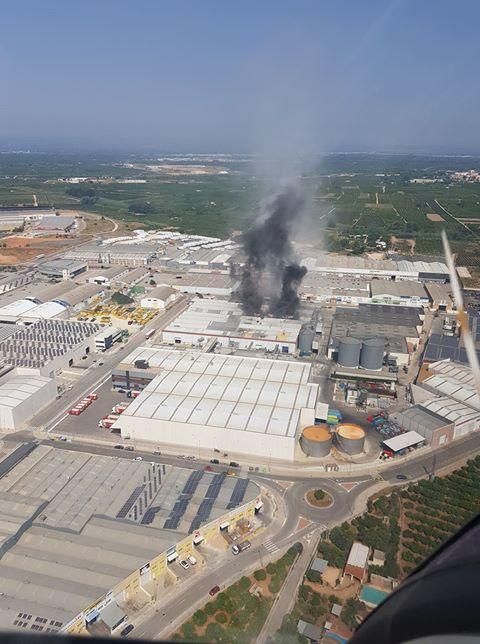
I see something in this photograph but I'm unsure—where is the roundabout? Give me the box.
[305,488,334,508]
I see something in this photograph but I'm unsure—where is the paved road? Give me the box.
[257,531,320,644]
[28,297,189,433]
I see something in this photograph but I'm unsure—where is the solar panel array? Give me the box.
[182,469,203,495]
[188,472,226,533]
[423,332,476,365]
[116,485,146,519]
[0,319,103,368]
[226,478,249,509]
[163,496,191,530]
[141,505,162,525]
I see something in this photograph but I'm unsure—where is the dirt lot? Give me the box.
[426,212,444,222]
[308,567,360,601]
[0,235,79,265]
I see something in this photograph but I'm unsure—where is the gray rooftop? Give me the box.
[0,446,259,631]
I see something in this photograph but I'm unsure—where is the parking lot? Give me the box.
[52,380,129,441]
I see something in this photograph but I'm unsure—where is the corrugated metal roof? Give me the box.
[0,375,53,409]
[119,349,317,437]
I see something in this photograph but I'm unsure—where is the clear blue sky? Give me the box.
[1,0,479,153]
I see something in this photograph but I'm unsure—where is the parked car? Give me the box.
[209,585,220,596]
[133,456,143,462]
[187,555,197,566]
[229,461,239,468]
[120,624,134,637]
[180,560,189,570]
[210,458,219,464]
[396,474,408,480]
[124,446,134,451]
[114,445,124,450]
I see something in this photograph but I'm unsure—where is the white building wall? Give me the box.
[140,294,177,310]
[161,330,296,354]
[117,416,297,461]
[0,377,57,431]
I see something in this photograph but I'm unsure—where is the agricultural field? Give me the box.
[1,152,480,257]
[398,457,480,575]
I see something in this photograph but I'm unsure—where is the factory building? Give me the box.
[300,273,371,305]
[301,254,449,282]
[113,349,318,462]
[420,360,480,410]
[151,270,238,296]
[0,298,69,324]
[56,283,104,312]
[329,304,421,367]
[162,298,301,354]
[63,244,156,267]
[0,319,102,377]
[94,327,123,351]
[389,406,455,448]
[0,446,260,635]
[84,266,131,287]
[0,207,54,231]
[0,371,57,430]
[425,283,455,312]
[38,259,88,280]
[140,285,179,310]
[369,280,429,308]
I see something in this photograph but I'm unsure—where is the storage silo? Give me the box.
[336,423,366,455]
[301,425,332,457]
[298,325,315,355]
[360,338,385,370]
[337,337,362,368]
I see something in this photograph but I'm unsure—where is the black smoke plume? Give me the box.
[270,262,307,317]
[239,186,307,317]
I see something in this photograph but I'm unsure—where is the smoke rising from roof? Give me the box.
[239,185,307,317]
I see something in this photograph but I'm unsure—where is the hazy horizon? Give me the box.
[1,1,480,155]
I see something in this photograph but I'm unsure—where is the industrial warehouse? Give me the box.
[113,349,319,461]
[162,298,302,354]
[0,444,261,635]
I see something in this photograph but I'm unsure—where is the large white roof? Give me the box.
[164,298,301,344]
[383,430,425,451]
[0,375,53,409]
[0,299,38,318]
[20,301,67,320]
[119,349,317,437]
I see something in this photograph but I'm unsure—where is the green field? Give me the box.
[1,152,480,255]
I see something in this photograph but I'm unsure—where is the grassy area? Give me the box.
[172,544,302,643]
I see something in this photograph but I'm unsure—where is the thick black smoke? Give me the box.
[239,186,307,317]
[270,262,307,317]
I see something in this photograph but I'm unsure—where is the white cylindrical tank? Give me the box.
[360,338,385,370]
[337,337,362,368]
[336,423,366,455]
[301,425,332,457]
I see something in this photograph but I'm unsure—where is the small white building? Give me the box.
[140,285,178,310]
[0,372,57,431]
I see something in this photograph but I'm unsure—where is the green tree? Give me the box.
[239,576,251,591]
[314,489,326,501]
[215,612,228,624]
[111,291,134,305]
[192,609,207,626]
[254,569,267,581]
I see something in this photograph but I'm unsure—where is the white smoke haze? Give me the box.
[236,34,329,314]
